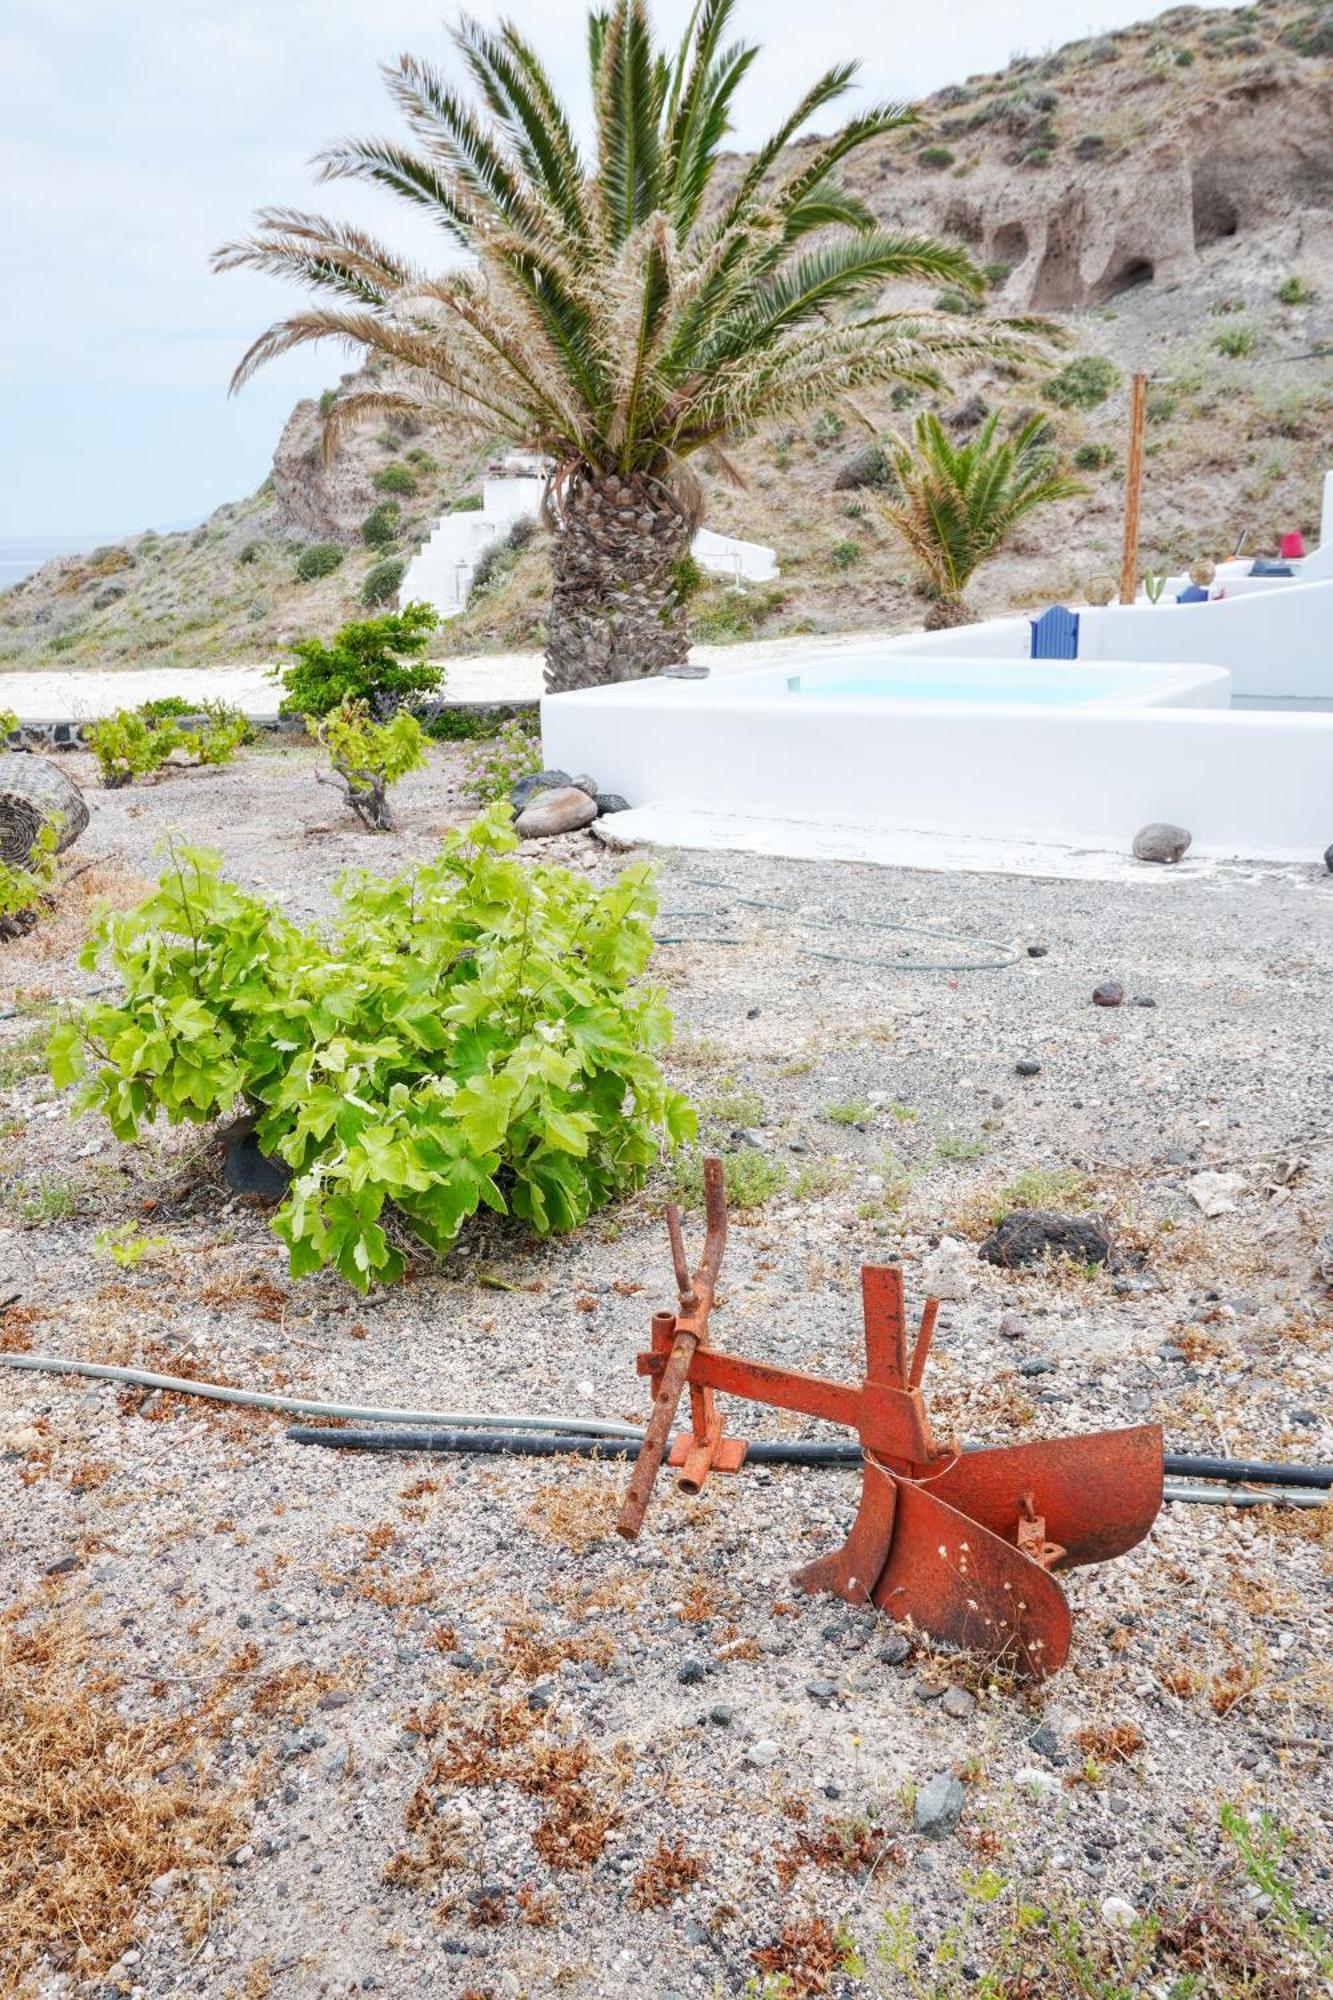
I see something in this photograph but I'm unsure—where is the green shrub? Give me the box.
[829,538,861,571]
[48,810,694,1289]
[982,261,1013,287]
[237,542,262,566]
[1022,146,1052,168]
[406,449,441,474]
[935,288,982,316]
[450,492,483,511]
[318,389,337,417]
[693,584,788,642]
[1146,388,1178,424]
[919,146,955,169]
[670,551,705,606]
[362,559,406,609]
[375,429,403,450]
[361,502,401,549]
[1213,324,1256,358]
[1073,441,1115,470]
[315,699,426,831]
[811,408,845,447]
[425,707,529,743]
[88,703,253,787]
[0,820,60,937]
[280,603,441,718]
[373,462,418,496]
[461,718,542,803]
[1044,355,1120,409]
[87,710,182,787]
[294,543,345,583]
[1277,275,1313,306]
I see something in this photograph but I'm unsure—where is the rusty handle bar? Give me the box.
[617,1330,698,1539]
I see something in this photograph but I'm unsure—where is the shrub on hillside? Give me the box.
[361,502,401,549]
[361,559,406,609]
[1073,441,1116,470]
[280,602,441,718]
[919,146,955,169]
[1044,355,1120,409]
[373,462,418,496]
[48,810,694,1288]
[294,542,345,582]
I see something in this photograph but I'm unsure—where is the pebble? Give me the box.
[1131,995,1157,1008]
[940,1686,975,1720]
[1026,943,1049,958]
[1186,1169,1247,1217]
[677,1657,707,1685]
[1132,822,1192,864]
[1028,1725,1065,1765]
[1092,980,1125,1007]
[1100,1895,1139,1929]
[998,1311,1028,1341]
[509,768,571,812]
[594,793,630,816]
[919,1235,975,1301]
[709,1704,733,1726]
[1019,1356,1056,1377]
[743,1739,780,1768]
[912,1773,964,1840]
[1014,1766,1059,1796]
[1015,1057,1041,1076]
[878,1633,911,1665]
[806,1678,840,1706]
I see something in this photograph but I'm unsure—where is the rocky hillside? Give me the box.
[4,0,1333,671]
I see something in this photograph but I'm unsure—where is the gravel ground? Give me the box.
[2,740,1332,2000]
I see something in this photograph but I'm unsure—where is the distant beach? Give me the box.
[0,534,103,589]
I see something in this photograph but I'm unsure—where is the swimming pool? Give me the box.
[719,655,1230,708]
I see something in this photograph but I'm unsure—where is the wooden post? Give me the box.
[1118,372,1147,605]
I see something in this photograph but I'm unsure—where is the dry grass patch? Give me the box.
[0,1599,247,1991]
[525,1470,620,1553]
[628,1836,704,1909]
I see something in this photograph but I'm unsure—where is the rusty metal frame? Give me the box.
[617,1160,1163,1679]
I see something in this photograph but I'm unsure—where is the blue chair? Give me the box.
[1030,605,1080,659]
[1174,583,1209,604]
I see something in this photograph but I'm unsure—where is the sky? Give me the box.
[1,0,1239,539]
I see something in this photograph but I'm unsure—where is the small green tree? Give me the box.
[876,410,1084,626]
[280,603,441,718]
[294,542,346,581]
[315,699,427,830]
[361,559,406,609]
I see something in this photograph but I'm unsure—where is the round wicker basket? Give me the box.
[0,753,90,867]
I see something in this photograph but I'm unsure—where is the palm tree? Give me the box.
[216,1,1048,692]
[876,410,1085,628]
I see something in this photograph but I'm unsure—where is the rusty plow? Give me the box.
[617,1158,1162,1679]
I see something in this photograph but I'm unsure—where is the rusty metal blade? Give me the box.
[870,1477,1072,1679]
[792,1454,897,1602]
[923,1425,1163,1569]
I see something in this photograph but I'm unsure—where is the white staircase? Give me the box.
[402,464,779,620]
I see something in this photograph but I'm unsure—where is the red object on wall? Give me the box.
[1280,531,1307,558]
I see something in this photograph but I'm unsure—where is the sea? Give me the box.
[0,534,105,590]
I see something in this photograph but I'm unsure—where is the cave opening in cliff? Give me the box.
[1092,256,1155,302]
[1192,168,1240,247]
[991,221,1029,267]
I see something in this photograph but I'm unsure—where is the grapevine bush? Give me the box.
[315,700,426,830]
[86,703,252,787]
[48,809,694,1288]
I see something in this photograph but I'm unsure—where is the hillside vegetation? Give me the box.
[4,0,1333,671]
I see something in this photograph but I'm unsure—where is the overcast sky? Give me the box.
[1,0,1237,538]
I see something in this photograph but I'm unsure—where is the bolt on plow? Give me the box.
[618,1158,1163,1679]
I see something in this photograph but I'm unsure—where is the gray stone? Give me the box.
[913,1773,965,1840]
[743,1738,781,1767]
[594,793,630,816]
[1132,822,1192,864]
[709,1704,733,1725]
[510,768,571,812]
[1019,1356,1056,1377]
[1324,843,1333,873]
[878,1632,911,1665]
[1028,1724,1065,1765]
[568,773,599,796]
[806,1678,840,1705]
[998,1311,1028,1341]
[515,786,599,838]
[1015,1057,1042,1076]
[941,1686,976,1720]
[677,1657,708,1685]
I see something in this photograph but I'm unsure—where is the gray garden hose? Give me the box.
[0,1352,642,1438]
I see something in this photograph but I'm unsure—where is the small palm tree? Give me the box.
[877,410,1085,627]
[216,1,1049,691]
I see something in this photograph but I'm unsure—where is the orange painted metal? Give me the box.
[617,1159,1162,1677]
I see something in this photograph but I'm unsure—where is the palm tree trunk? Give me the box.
[543,467,692,694]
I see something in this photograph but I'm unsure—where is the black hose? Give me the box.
[286,1426,1333,1487]
[285,1426,858,1465]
